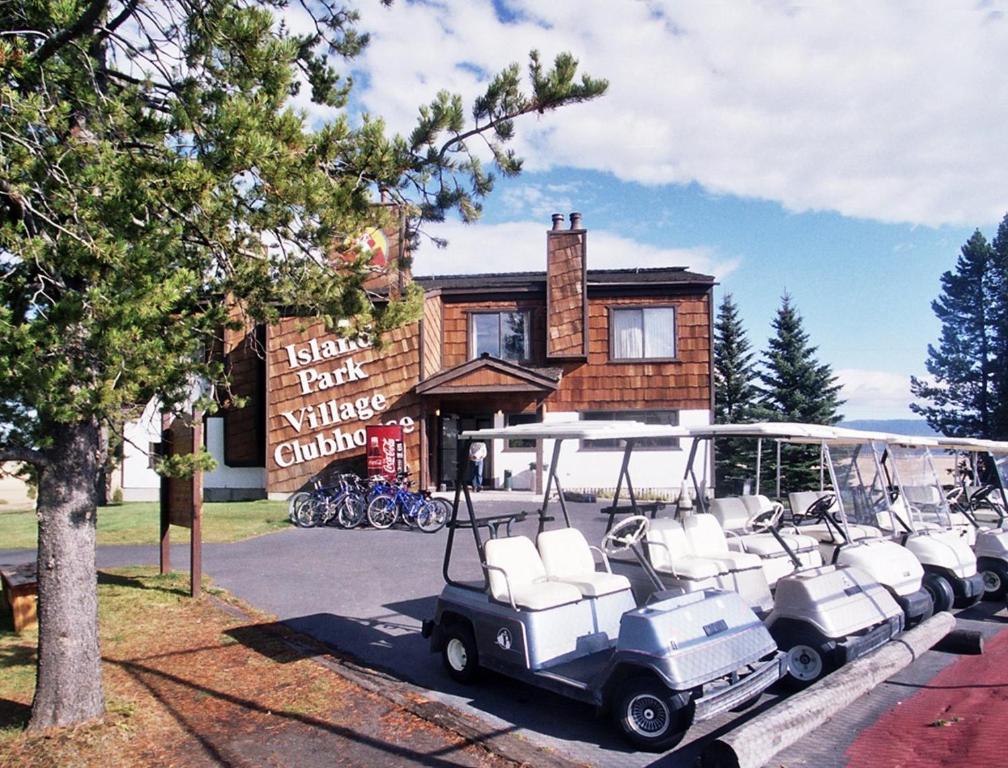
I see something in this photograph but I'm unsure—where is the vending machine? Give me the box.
[366,424,405,481]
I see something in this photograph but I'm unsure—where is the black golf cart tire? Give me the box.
[979,559,1008,601]
[442,624,479,684]
[774,627,837,691]
[923,572,955,613]
[611,676,692,752]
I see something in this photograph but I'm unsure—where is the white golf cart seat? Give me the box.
[645,519,726,588]
[537,528,632,597]
[708,496,820,583]
[484,536,583,611]
[679,515,773,612]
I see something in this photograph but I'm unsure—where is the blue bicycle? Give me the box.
[366,480,447,533]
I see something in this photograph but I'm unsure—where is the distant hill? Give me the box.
[839,419,938,436]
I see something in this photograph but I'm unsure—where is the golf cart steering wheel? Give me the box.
[602,515,650,555]
[745,503,784,532]
[803,493,839,524]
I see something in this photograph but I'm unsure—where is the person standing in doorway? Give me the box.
[468,440,487,492]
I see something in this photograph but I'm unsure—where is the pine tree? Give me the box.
[713,293,759,494]
[987,215,1008,438]
[759,294,843,491]
[910,228,1004,438]
[0,1,605,729]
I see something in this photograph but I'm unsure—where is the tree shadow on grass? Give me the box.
[96,571,190,598]
[0,697,30,732]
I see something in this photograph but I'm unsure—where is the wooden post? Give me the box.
[159,412,172,575]
[190,415,203,598]
[701,612,956,768]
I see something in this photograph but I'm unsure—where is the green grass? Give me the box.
[0,500,290,550]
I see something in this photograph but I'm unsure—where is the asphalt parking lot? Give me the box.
[4,495,1007,767]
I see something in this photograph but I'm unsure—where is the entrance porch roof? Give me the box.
[415,355,561,396]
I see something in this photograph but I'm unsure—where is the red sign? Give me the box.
[366,424,404,481]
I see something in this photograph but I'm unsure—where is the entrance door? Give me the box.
[460,415,493,490]
[438,414,493,489]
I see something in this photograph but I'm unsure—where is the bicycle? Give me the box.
[367,480,447,533]
[292,474,366,528]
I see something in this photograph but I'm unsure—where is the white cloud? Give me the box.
[836,368,922,420]
[350,1,1008,227]
[412,218,735,278]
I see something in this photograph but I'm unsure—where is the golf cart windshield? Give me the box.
[885,444,953,528]
[825,441,900,531]
[992,451,1008,494]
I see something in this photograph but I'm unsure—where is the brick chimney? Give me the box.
[545,212,588,359]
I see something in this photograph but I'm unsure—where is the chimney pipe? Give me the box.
[551,213,564,231]
[569,212,582,230]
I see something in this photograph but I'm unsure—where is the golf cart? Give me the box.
[929,436,1008,600]
[681,424,933,629]
[941,437,1008,527]
[847,434,984,611]
[421,421,784,752]
[667,422,905,686]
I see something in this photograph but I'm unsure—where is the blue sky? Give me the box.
[289,1,1008,419]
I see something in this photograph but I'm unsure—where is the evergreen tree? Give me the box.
[910,228,1005,438]
[759,294,843,491]
[713,292,759,494]
[987,215,1008,438]
[0,1,605,729]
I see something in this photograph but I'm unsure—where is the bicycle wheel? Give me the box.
[367,495,398,529]
[293,495,319,528]
[337,492,367,529]
[288,491,313,523]
[417,498,448,533]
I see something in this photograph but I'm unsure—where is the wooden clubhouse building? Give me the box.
[118,213,716,500]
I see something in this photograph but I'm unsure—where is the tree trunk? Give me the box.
[29,419,105,729]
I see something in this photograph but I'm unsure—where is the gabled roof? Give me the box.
[415,355,562,396]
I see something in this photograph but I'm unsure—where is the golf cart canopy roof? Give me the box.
[461,420,691,441]
[681,422,840,441]
[930,436,1008,454]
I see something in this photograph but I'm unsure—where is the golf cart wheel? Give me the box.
[773,626,836,691]
[367,495,398,529]
[611,676,692,752]
[979,559,1008,601]
[442,624,479,683]
[923,572,955,613]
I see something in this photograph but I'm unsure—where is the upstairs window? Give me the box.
[471,311,529,361]
[611,307,676,360]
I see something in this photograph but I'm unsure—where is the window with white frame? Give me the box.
[580,410,680,450]
[471,311,530,361]
[611,306,676,360]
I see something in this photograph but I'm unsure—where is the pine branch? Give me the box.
[31,0,110,67]
[0,446,48,467]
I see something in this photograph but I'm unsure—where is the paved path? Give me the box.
[4,497,1007,768]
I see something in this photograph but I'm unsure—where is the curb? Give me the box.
[209,595,587,768]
